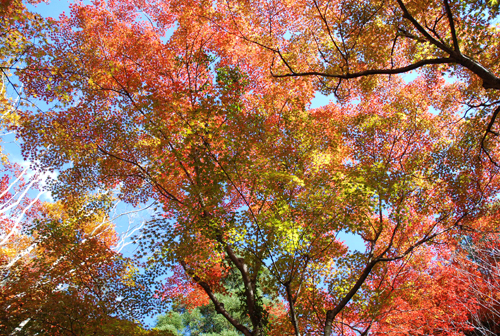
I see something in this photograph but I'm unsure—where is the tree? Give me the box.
[4,0,500,335]
[218,0,500,125]
[0,192,150,335]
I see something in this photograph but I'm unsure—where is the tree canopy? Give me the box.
[1,0,500,335]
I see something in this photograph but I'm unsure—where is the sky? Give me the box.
[27,0,70,18]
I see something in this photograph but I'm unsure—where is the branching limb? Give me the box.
[324,260,377,336]
[324,212,469,336]
[443,0,460,53]
[217,238,260,330]
[284,281,301,336]
[180,260,253,336]
[480,105,500,167]
[272,58,454,79]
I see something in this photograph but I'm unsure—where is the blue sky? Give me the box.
[27,0,70,18]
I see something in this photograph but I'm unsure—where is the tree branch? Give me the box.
[180,260,253,336]
[272,58,454,79]
[324,260,377,336]
[92,143,183,204]
[218,237,261,331]
[443,0,460,53]
[324,212,469,336]
[481,105,500,167]
[395,0,452,53]
[285,281,301,336]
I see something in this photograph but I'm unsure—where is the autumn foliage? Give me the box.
[1,0,500,335]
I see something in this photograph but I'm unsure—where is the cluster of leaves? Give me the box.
[0,186,159,334]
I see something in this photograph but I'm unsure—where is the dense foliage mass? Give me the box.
[1,0,500,335]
